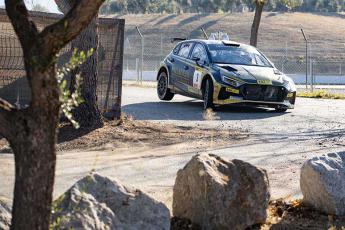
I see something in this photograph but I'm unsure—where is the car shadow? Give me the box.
[122,100,287,121]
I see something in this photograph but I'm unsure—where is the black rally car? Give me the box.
[156,39,296,112]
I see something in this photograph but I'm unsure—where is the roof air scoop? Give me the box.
[220,66,238,72]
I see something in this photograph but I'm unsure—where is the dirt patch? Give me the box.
[57,117,245,151]
[261,199,345,230]
[0,116,245,153]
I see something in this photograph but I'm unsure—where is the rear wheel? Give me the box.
[203,78,215,110]
[157,72,174,101]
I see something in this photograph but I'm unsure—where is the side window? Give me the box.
[191,44,208,63]
[173,44,181,55]
[178,43,192,58]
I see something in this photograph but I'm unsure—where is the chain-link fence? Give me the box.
[123,24,345,91]
[0,9,124,116]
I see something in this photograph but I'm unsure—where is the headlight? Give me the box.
[283,76,296,92]
[221,75,243,87]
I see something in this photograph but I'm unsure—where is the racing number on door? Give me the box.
[193,69,202,88]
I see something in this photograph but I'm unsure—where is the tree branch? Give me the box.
[39,0,105,58]
[5,0,39,53]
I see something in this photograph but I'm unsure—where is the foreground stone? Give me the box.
[52,173,170,230]
[0,197,11,230]
[173,153,270,229]
[301,152,345,216]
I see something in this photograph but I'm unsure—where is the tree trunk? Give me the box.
[9,66,60,230]
[250,1,264,47]
[70,18,103,128]
[2,1,105,229]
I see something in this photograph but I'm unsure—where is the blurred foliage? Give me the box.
[58,49,94,129]
[100,0,345,14]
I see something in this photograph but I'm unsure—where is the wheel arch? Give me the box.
[157,66,169,81]
[201,74,213,92]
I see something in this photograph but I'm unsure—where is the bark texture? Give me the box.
[250,0,265,47]
[70,19,102,127]
[56,0,103,128]
[1,0,105,229]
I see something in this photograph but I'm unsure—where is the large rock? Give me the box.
[52,173,170,230]
[0,198,11,230]
[173,153,270,229]
[301,152,345,216]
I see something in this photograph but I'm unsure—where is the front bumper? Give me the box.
[213,84,296,109]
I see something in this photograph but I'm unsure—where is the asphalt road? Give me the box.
[1,86,345,210]
[121,86,345,201]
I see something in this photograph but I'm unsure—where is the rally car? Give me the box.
[156,39,296,112]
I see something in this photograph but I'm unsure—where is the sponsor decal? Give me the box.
[193,69,202,88]
[195,66,203,71]
[226,87,240,94]
[257,79,273,85]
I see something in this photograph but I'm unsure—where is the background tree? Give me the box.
[55,0,103,128]
[275,0,302,11]
[31,3,49,12]
[250,0,265,47]
[0,0,104,229]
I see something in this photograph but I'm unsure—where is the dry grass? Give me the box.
[123,80,156,88]
[298,90,345,99]
[171,198,345,230]
[108,12,345,60]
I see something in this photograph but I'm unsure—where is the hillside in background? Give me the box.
[108,12,345,62]
[100,0,345,14]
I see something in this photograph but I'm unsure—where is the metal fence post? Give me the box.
[136,58,139,83]
[136,26,144,84]
[340,63,342,75]
[311,60,314,92]
[141,36,144,84]
[160,33,163,61]
[301,29,309,90]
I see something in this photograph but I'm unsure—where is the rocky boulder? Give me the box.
[301,152,345,216]
[52,173,170,230]
[173,153,270,229]
[0,197,11,230]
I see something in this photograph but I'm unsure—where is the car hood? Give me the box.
[216,64,285,85]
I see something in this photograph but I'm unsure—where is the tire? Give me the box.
[157,71,174,101]
[275,107,288,112]
[202,78,215,110]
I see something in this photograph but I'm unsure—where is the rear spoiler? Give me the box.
[171,38,187,43]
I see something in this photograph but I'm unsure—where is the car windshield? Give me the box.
[208,44,273,67]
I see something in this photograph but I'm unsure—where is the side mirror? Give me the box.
[192,56,200,62]
[192,57,203,66]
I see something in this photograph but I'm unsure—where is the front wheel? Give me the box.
[203,78,215,110]
[157,72,174,101]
